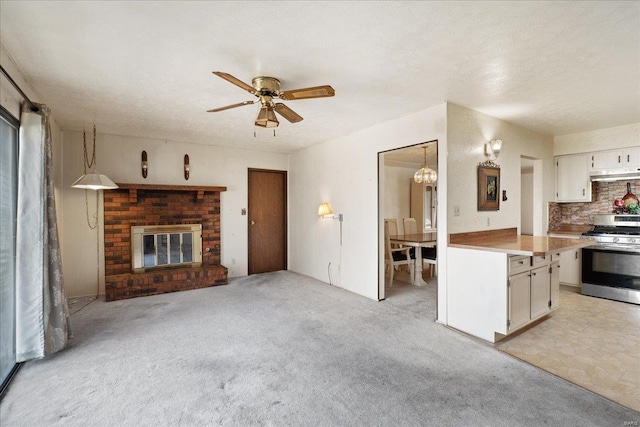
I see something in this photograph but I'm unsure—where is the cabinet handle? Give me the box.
[518,261,524,265]
[532,272,536,276]
[575,251,579,259]
[628,154,631,163]
[582,188,585,196]
[618,155,621,163]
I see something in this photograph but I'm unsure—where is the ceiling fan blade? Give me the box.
[206,100,255,113]
[212,71,256,94]
[274,103,304,123]
[280,85,335,101]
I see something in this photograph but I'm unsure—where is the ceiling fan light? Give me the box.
[255,104,279,128]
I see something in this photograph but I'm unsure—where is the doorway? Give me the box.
[247,169,287,274]
[378,141,438,304]
[521,157,534,236]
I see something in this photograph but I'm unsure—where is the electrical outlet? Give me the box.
[454,206,460,216]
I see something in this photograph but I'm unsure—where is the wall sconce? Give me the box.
[184,154,190,180]
[317,202,344,245]
[141,151,148,178]
[480,139,502,168]
[485,139,502,160]
[318,202,334,218]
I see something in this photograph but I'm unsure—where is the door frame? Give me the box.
[378,140,439,306]
[247,168,288,275]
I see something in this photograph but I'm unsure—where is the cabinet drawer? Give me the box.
[509,255,531,275]
[533,255,551,267]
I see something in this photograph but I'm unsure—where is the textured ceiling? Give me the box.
[1,1,638,154]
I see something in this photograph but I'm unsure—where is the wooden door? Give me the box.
[248,169,287,274]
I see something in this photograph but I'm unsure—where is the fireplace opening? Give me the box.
[131,224,202,273]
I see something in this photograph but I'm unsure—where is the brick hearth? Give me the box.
[103,185,227,301]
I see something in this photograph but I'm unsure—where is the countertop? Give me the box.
[449,234,595,256]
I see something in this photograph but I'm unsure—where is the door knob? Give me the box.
[250,220,256,225]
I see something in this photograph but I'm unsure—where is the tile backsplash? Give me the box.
[549,179,640,229]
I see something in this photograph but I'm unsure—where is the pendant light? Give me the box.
[71,125,118,190]
[414,146,437,184]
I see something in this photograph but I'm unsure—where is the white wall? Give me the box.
[61,130,288,297]
[446,103,554,236]
[383,165,414,232]
[288,102,448,316]
[554,123,640,155]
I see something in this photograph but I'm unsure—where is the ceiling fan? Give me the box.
[207,71,335,128]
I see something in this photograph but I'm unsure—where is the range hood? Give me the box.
[590,169,640,182]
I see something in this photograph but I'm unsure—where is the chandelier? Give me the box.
[414,146,437,184]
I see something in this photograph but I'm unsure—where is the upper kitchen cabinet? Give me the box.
[556,153,591,202]
[624,147,640,169]
[591,147,640,171]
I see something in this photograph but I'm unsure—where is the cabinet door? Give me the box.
[556,154,591,202]
[531,266,551,319]
[559,249,580,285]
[591,150,622,170]
[508,272,531,331]
[550,262,560,310]
[624,147,640,169]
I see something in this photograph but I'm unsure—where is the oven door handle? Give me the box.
[584,245,640,254]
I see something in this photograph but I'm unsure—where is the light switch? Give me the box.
[454,206,460,216]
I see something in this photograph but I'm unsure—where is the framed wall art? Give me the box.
[478,165,500,211]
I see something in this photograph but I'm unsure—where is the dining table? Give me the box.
[390,229,437,287]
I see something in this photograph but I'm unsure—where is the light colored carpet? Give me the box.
[1,271,637,426]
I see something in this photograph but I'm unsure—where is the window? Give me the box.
[0,106,19,393]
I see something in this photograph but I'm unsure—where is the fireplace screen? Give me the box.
[132,225,202,272]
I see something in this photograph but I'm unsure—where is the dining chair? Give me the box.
[422,246,437,279]
[404,217,437,278]
[384,219,415,287]
[384,218,402,249]
[403,218,418,234]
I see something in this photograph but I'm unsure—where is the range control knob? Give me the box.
[630,238,637,244]
[612,237,619,243]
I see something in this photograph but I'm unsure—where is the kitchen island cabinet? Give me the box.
[447,228,592,343]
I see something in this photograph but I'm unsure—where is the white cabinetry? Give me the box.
[559,249,581,286]
[556,154,591,202]
[530,266,551,319]
[508,272,531,331]
[591,147,640,171]
[550,261,560,310]
[624,147,640,169]
[548,233,581,287]
[448,247,563,343]
[507,255,557,333]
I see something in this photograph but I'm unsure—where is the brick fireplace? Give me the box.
[103,184,228,301]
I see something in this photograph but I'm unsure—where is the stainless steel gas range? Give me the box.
[581,214,640,304]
